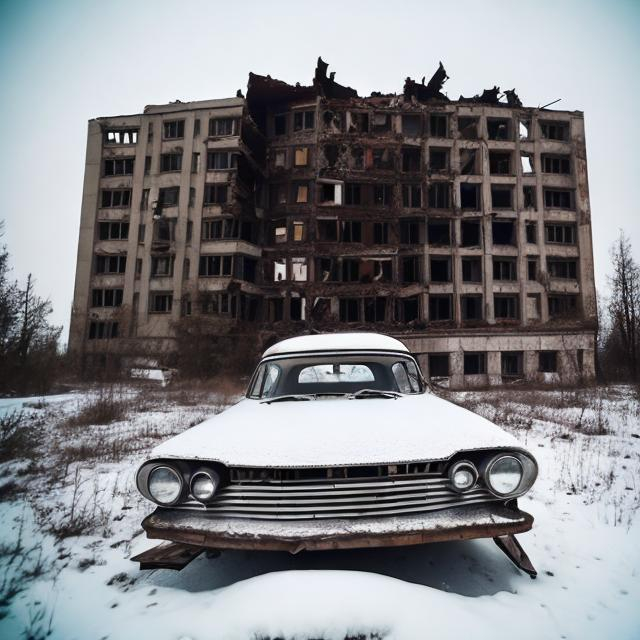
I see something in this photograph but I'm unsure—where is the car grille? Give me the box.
[181,474,498,520]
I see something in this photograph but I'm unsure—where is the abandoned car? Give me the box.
[133,333,539,576]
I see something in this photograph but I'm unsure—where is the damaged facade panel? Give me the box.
[69,58,597,388]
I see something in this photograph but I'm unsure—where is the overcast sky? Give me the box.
[1,0,638,343]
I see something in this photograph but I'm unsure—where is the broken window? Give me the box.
[520,153,534,174]
[373,222,390,244]
[397,297,420,322]
[293,110,315,131]
[291,257,308,282]
[163,120,184,139]
[525,221,537,244]
[274,149,287,168]
[199,255,233,277]
[402,184,422,208]
[374,183,392,206]
[317,219,338,242]
[138,224,145,244]
[294,147,309,167]
[429,148,449,172]
[189,187,196,208]
[361,259,392,283]
[494,295,519,320]
[351,146,364,170]
[207,151,237,170]
[428,182,450,208]
[430,114,448,138]
[160,153,182,172]
[208,118,235,136]
[427,220,451,245]
[487,118,511,141]
[91,288,123,308]
[457,117,478,140]
[340,221,362,243]
[319,181,343,205]
[461,219,481,246]
[191,152,200,173]
[186,221,192,243]
[344,183,362,205]
[372,148,393,169]
[501,351,523,377]
[402,147,421,172]
[492,220,516,245]
[202,218,240,241]
[493,258,517,281]
[274,114,287,136]
[548,294,579,318]
[540,121,569,141]
[194,119,200,137]
[539,351,558,373]
[151,255,174,277]
[460,183,480,209]
[428,354,449,377]
[430,257,451,282]
[317,257,338,282]
[544,188,574,209]
[461,295,483,321]
[104,129,138,145]
[364,297,386,323]
[291,181,309,203]
[400,219,421,244]
[523,185,536,209]
[95,254,126,274]
[546,224,576,244]
[459,148,478,174]
[158,186,179,207]
[462,257,482,282]
[274,221,287,244]
[204,183,228,205]
[101,189,131,208]
[272,259,287,282]
[103,158,134,176]
[402,115,421,137]
[267,297,284,321]
[135,258,142,278]
[429,295,452,321]
[528,258,538,281]
[372,112,392,133]
[98,221,129,240]
[290,295,306,321]
[341,259,360,282]
[339,298,361,323]
[547,258,578,279]
[464,352,486,375]
[88,321,118,340]
[542,154,571,174]
[144,155,151,174]
[269,184,287,207]
[401,256,421,283]
[150,292,173,313]
[519,120,531,140]
[349,112,369,133]
[526,293,540,321]
[489,151,512,175]
[153,218,176,242]
[491,185,513,209]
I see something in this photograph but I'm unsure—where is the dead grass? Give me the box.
[63,389,131,429]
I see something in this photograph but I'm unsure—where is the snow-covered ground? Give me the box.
[0,385,639,639]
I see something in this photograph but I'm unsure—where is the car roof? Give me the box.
[262,332,410,358]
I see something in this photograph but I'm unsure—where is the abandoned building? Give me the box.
[69,58,597,387]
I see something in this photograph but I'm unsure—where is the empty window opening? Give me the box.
[430,114,448,138]
[402,184,422,208]
[457,117,478,140]
[202,218,243,241]
[339,298,361,322]
[402,115,421,137]
[318,219,338,242]
[274,221,287,244]
[540,121,569,141]
[268,298,284,322]
[341,259,360,282]
[523,186,536,209]
[491,185,513,209]
[144,155,151,174]
[430,257,451,282]
[151,255,174,277]
[526,293,541,320]
[189,187,196,208]
[290,296,306,321]
[542,155,571,174]
[527,258,538,281]
[274,149,287,168]
[549,295,578,318]
[104,129,138,145]
[374,184,392,206]
[345,183,362,205]
[373,222,390,244]
[501,351,523,377]
[429,295,452,321]
[163,120,184,139]
[544,189,574,209]
[209,118,235,137]
[462,257,482,282]
[95,255,126,274]
[91,288,123,308]
[153,218,176,242]
[291,257,308,282]
[461,220,482,246]
[150,293,173,313]
[340,221,362,243]
[539,351,558,373]
[519,120,530,140]
[547,259,578,279]
[273,259,287,281]
[402,147,421,172]
[269,184,287,207]
[461,295,483,321]
[492,220,516,245]
[101,189,131,208]
[464,352,486,375]
[361,259,392,283]
[372,112,392,132]
[138,223,145,244]
[520,153,534,174]
[351,146,364,170]
[274,114,287,136]
[199,255,233,277]
[400,219,421,244]
[397,297,420,322]
[402,256,421,283]
[372,148,393,169]
[191,152,200,173]
[525,221,537,244]
[207,151,237,170]
[428,220,451,245]
[429,148,449,172]
[317,258,338,282]
[460,183,480,209]
[103,158,134,176]
[319,182,343,205]
[349,112,369,133]
[487,118,511,140]
[459,148,478,174]
[546,224,576,244]
[364,297,387,322]
[494,295,519,320]
[428,354,449,377]
[158,186,179,207]
[98,221,129,240]
[203,184,228,204]
[324,145,339,167]
[493,258,517,281]
[88,321,118,340]
[489,151,512,175]
[293,110,315,131]
[428,182,450,208]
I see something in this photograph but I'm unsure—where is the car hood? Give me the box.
[150,393,526,468]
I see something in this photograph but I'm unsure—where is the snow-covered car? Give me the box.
[133,333,539,576]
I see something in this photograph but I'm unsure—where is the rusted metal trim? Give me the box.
[493,533,537,578]
[131,540,204,570]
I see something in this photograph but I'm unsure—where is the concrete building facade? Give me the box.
[69,59,597,387]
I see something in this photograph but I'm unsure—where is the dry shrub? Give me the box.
[63,389,130,428]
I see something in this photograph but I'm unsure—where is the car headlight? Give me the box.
[486,455,523,495]
[190,470,220,502]
[148,465,183,505]
[448,461,478,492]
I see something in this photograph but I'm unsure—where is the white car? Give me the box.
[133,333,538,576]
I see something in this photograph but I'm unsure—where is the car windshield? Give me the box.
[247,354,424,399]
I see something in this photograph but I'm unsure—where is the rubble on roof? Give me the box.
[403,62,450,102]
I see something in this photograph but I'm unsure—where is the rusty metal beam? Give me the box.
[493,534,537,578]
[131,540,205,571]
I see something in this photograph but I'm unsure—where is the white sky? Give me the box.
[1,0,638,344]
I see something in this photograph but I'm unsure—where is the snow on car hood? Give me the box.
[150,393,526,468]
